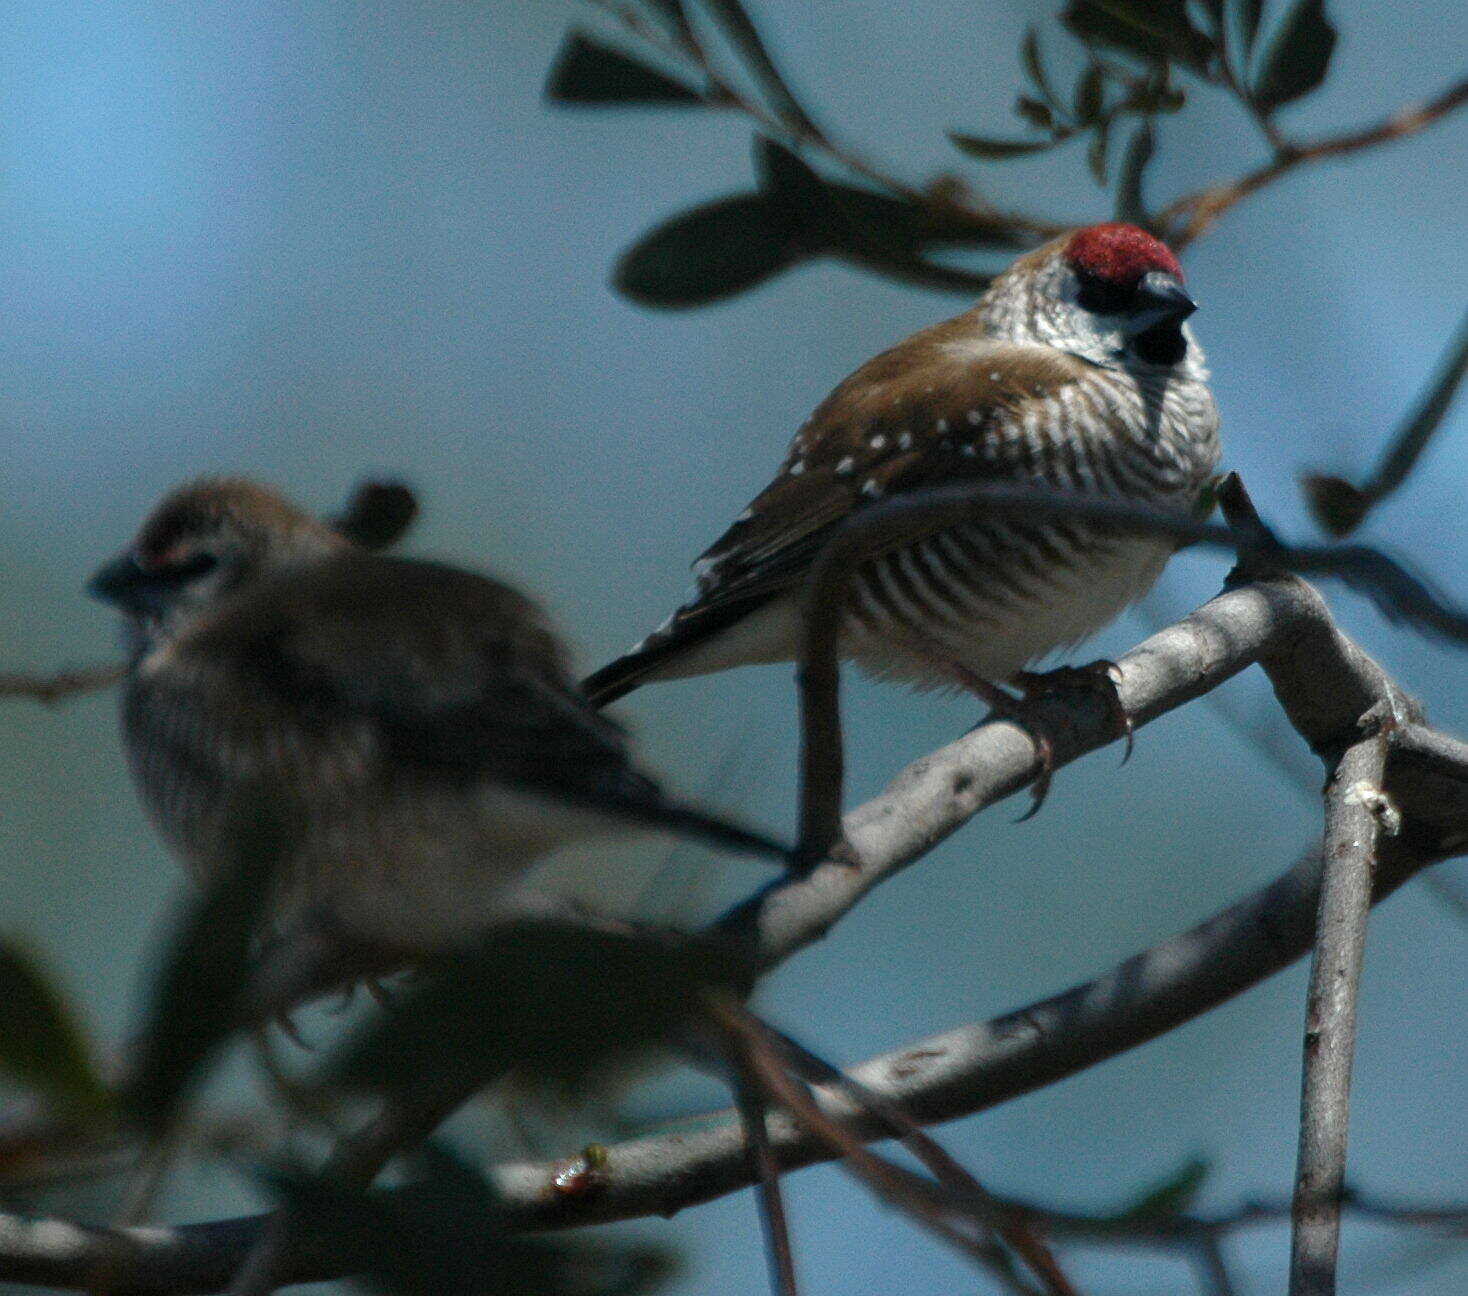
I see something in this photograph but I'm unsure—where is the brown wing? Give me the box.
[584,326,1090,704]
[128,554,790,861]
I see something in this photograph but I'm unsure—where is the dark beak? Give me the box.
[87,551,163,616]
[1129,271,1197,333]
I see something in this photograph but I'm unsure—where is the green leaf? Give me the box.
[1087,119,1113,184]
[1063,1,1215,73]
[0,942,110,1122]
[948,133,1057,159]
[1021,27,1062,109]
[325,922,747,1098]
[1016,95,1057,132]
[1235,0,1265,55]
[545,31,703,105]
[646,0,696,45]
[1115,119,1155,221]
[1074,64,1106,124]
[702,0,817,133]
[331,481,418,552]
[1112,1156,1212,1220]
[122,805,285,1135]
[615,194,804,307]
[272,1145,675,1296]
[1301,474,1372,537]
[1251,0,1337,110]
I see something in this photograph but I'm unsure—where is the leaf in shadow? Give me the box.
[1063,0,1215,73]
[272,1144,675,1296]
[948,133,1058,160]
[332,481,419,552]
[614,194,805,307]
[1300,474,1372,538]
[1250,0,1337,110]
[0,942,111,1124]
[545,32,704,106]
[702,0,817,133]
[1115,118,1156,221]
[1021,27,1062,109]
[1108,1156,1211,1221]
[1236,0,1265,56]
[323,922,747,1099]
[122,803,286,1136]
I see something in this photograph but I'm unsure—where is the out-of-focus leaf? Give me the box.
[646,0,696,45]
[272,1145,675,1296]
[702,0,817,133]
[545,32,703,105]
[756,139,1008,284]
[123,805,284,1135]
[325,922,746,1098]
[1251,0,1337,110]
[1074,64,1106,124]
[332,481,418,552]
[1236,0,1265,54]
[615,194,804,307]
[1115,119,1155,221]
[1087,117,1112,183]
[1300,475,1372,538]
[1302,309,1468,536]
[948,133,1057,159]
[1110,1156,1211,1221]
[0,943,110,1123]
[1063,0,1215,73]
[1021,27,1061,108]
[1016,95,1057,132]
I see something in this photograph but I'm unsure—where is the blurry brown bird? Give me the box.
[89,478,790,953]
[585,224,1221,747]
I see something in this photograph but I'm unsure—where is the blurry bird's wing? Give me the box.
[584,337,1089,704]
[173,556,789,860]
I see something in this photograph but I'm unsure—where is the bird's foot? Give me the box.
[1012,659,1133,763]
[944,664,1059,819]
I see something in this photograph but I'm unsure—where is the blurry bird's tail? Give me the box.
[569,783,793,867]
[624,795,794,867]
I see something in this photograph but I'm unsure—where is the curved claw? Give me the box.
[1013,726,1056,822]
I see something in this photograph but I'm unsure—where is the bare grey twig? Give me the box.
[1289,729,1396,1296]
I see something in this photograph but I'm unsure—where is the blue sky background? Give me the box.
[0,2,1464,1292]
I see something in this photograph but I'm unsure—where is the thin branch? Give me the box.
[1289,729,1395,1295]
[1158,76,1468,247]
[1303,307,1468,537]
[0,665,123,704]
[716,1003,1043,1293]
[729,1051,800,1296]
[7,575,1468,1289]
[760,1021,1077,1296]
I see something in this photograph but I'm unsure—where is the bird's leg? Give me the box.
[1011,660,1134,762]
[939,663,1058,818]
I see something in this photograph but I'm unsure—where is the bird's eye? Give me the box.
[1075,270,1135,315]
[153,550,220,584]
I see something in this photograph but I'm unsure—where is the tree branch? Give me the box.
[1289,729,1395,1296]
[6,569,1468,1290]
[1157,76,1468,247]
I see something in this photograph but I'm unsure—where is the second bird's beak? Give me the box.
[1128,271,1198,333]
[88,551,165,617]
